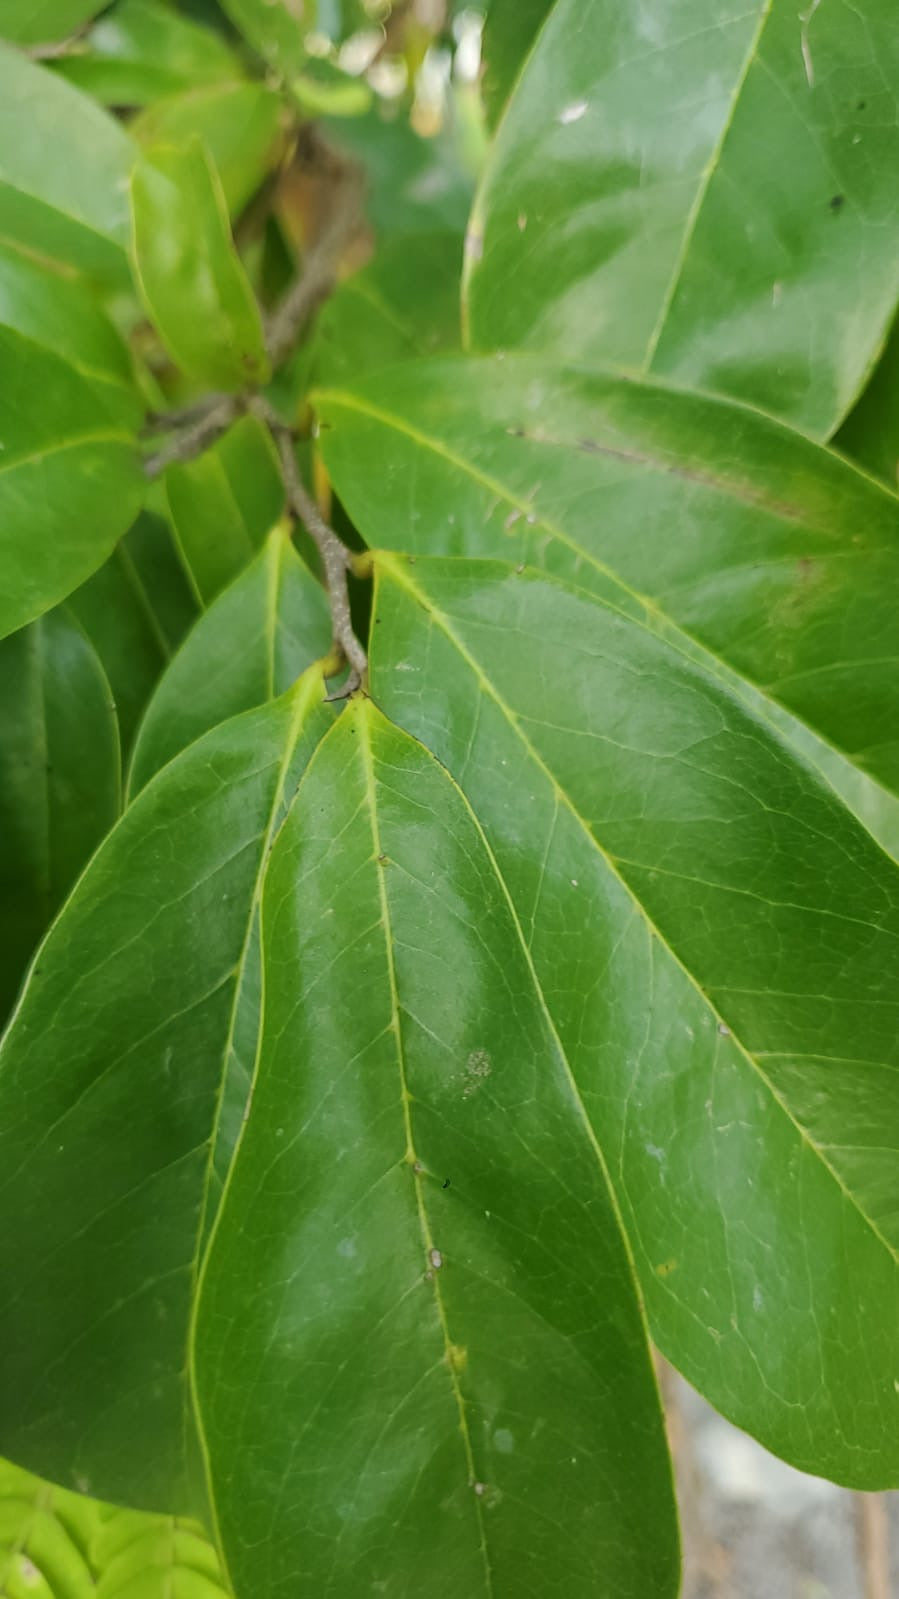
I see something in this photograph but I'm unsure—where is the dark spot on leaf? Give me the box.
[506,426,525,437]
[442,1178,450,1189]
[578,438,601,454]
[857,98,867,110]
[829,194,845,212]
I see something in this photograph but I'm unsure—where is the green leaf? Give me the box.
[0,43,133,283]
[833,309,899,489]
[130,142,270,391]
[0,609,118,1021]
[129,529,331,795]
[364,552,899,1487]
[0,674,334,1509]
[193,698,678,1598]
[0,1454,227,1599]
[315,355,899,798]
[0,0,106,46]
[0,326,145,640]
[68,512,201,760]
[463,0,899,434]
[315,230,462,386]
[0,240,138,422]
[132,82,285,217]
[480,0,553,127]
[53,0,241,108]
[218,0,307,77]
[166,415,285,603]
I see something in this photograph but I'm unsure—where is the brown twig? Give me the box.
[254,401,366,697]
[25,28,88,59]
[265,128,366,368]
[855,1494,891,1599]
[143,397,239,478]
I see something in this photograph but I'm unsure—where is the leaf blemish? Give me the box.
[429,1248,443,1270]
[463,1049,492,1097]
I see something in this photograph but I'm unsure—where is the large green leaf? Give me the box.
[0,609,118,1020]
[0,674,333,1510]
[0,1,106,47]
[0,327,145,640]
[0,1455,227,1599]
[0,44,133,282]
[129,529,331,795]
[193,699,678,1598]
[130,142,269,391]
[166,415,285,604]
[0,241,138,421]
[363,553,899,1487]
[463,0,899,434]
[53,0,240,108]
[132,82,285,217]
[316,355,899,798]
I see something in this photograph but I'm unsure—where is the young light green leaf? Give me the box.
[130,142,269,391]
[132,83,285,217]
[0,327,145,640]
[0,1454,227,1599]
[0,609,119,1020]
[217,0,307,77]
[0,674,334,1510]
[316,355,899,799]
[53,0,241,108]
[166,415,285,604]
[463,0,899,434]
[129,530,331,795]
[369,553,899,1487]
[193,699,679,1599]
[0,1,106,47]
[0,240,138,423]
[0,43,133,283]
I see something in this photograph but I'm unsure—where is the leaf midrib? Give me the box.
[356,706,495,1599]
[378,555,899,1272]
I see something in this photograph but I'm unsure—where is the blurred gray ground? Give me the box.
[666,1370,898,1599]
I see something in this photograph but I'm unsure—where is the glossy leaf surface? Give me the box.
[54,0,240,107]
[129,531,331,794]
[0,327,144,640]
[0,610,118,1019]
[0,1456,227,1599]
[132,83,285,217]
[316,355,899,797]
[464,0,899,434]
[0,45,133,282]
[130,143,269,391]
[166,415,285,603]
[363,553,899,1486]
[194,699,678,1598]
[0,677,333,1509]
